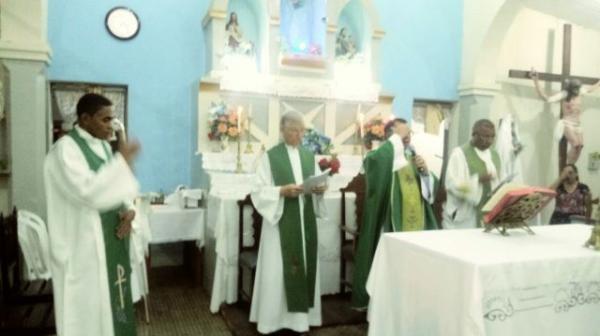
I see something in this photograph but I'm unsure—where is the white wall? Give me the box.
[490,8,600,203]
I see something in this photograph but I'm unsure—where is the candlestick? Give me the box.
[236,132,244,173]
[237,106,242,132]
[245,115,253,153]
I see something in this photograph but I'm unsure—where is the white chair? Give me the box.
[130,197,152,323]
[17,210,51,281]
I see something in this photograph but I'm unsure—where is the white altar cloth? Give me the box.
[148,205,206,246]
[366,224,600,336]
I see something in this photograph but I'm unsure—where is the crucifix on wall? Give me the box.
[508,24,600,171]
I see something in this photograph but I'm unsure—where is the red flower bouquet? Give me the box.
[318,155,341,176]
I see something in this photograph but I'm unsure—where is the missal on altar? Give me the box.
[482,183,556,224]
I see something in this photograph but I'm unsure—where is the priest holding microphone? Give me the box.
[351,118,439,310]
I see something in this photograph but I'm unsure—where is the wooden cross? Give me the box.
[508,24,600,171]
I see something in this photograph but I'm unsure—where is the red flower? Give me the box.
[318,157,340,176]
[318,158,330,171]
[329,158,340,175]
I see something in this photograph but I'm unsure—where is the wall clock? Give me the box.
[105,7,140,40]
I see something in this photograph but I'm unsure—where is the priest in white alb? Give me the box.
[249,111,327,334]
[443,119,503,229]
[44,93,140,336]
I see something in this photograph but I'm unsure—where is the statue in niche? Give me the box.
[335,27,357,59]
[225,12,254,55]
[280,0,325,56]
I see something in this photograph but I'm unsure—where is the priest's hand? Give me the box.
[280,184,303,198]
[116,209,135,239]
[479,173,494,184]
[311,184,327,195]
[118,140,141,167]
[414,155,428,175]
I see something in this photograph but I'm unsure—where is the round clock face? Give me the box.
[105,7,140,40]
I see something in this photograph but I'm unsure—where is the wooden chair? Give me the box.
[0,207,55,335]
[339,173,366,294]
[237,195,263,304]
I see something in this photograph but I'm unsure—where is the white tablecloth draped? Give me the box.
[206,191,357,313]
[148,205,206,246]
[367,225,600,336]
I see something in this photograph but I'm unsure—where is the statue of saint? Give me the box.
[530,68,600,164]
[225,12,253,55]
[335,28,357,59]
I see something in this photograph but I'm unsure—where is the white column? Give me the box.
[0,0,51,217]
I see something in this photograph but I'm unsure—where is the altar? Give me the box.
[196,0,402,314]
[366,225,600,336]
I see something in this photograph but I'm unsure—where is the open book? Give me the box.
[302,169,330,194]
[482,183,556,224]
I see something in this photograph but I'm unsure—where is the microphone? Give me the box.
[406,144,425,174]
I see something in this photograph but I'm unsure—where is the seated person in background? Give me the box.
[549,164,591,224]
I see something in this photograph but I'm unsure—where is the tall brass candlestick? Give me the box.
[244,117,253,153]
[236,135,244,173]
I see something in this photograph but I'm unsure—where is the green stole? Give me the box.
[351,141,438,309]
[68,129,136,336]
[267,143,317,313]
[390,161,438,232]
[460,144,501,225]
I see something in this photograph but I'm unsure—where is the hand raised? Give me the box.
[118,139,141,166]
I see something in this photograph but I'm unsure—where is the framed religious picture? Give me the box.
[49,81,128,143]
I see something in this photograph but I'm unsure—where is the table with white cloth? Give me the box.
[200,152,363,313]
[366,224,600,336]
[148,205,206,245]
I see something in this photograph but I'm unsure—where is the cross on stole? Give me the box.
[115,264,127,309]
[508,24,600,171]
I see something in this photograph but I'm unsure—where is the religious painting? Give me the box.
[279,0,327,56]
[411,100,454,177]
[49,81,127,143]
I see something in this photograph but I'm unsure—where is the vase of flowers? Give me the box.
[302,128,332,155]
[208,102,241,152]
[362,117,385,150]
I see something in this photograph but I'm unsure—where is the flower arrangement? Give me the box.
[318,154,341,176]
[362,117,386,150]
[207,102,241,141]
[302,128,333,155]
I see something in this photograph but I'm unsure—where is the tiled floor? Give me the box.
[136,267,367,336]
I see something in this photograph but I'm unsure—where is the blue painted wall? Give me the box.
[373,0,463,119]
[48,1,209,192]
[48,0,462,191]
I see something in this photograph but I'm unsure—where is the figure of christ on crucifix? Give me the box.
[530,69,600,164]
[509,24,600,169]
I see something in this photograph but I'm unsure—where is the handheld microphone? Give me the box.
[406,144,425,174]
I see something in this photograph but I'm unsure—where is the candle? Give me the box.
[358,113,365,138]
[237,106,242,132]
[248,105,252,131]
